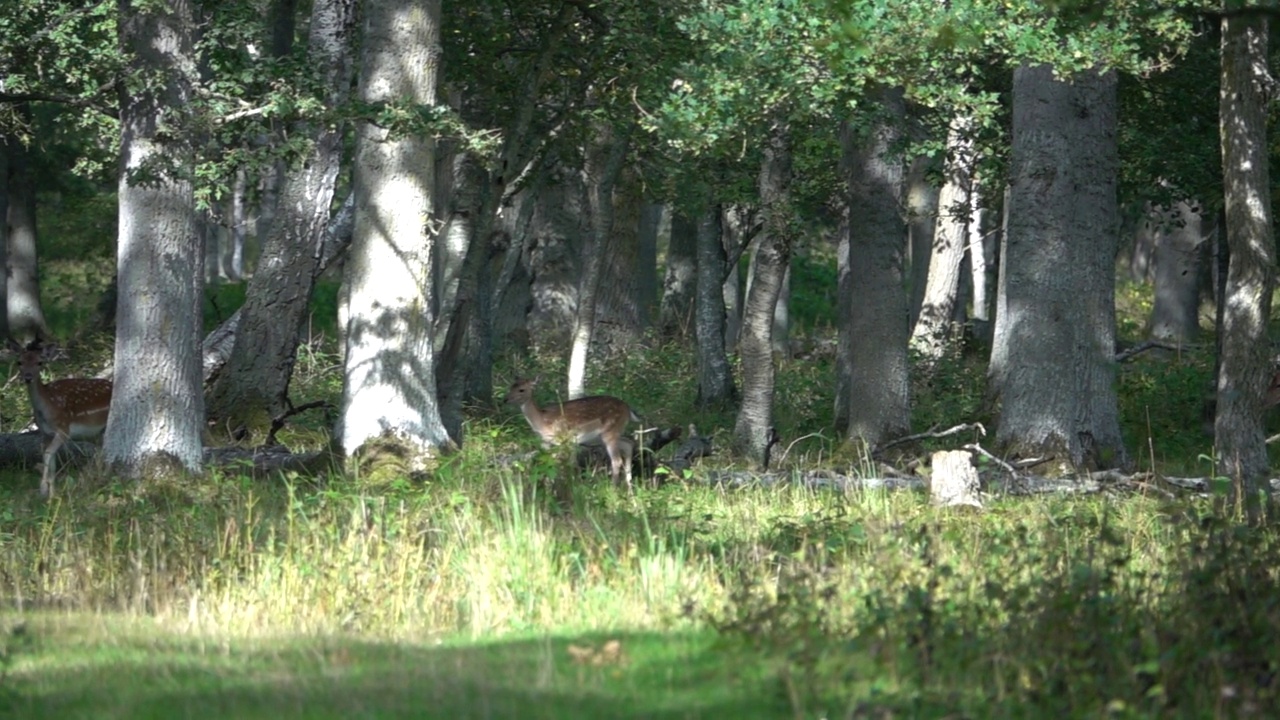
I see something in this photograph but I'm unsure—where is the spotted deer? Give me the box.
[13,343,112,498]
[505,377,642,489]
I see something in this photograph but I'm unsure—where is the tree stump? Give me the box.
[929,450,983,508]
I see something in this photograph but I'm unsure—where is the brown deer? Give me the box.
[505,377,642,489]
[14,343,112,498]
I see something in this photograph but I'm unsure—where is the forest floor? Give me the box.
[3,254,1280,717]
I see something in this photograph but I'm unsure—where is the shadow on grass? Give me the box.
[0,622,789,720]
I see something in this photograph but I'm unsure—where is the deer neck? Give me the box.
[25,379,60,433]
[519,399,561,434]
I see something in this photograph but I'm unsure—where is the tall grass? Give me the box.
[5,252,1280,715]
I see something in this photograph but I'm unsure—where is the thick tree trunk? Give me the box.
[695,201,735,408]
[911,114,975,363]
[596,165,645,352]
[1215,12,1274,491]
[841,94,911,448]
[206,0,356,442]
[659,211,697,338]
[1147,200,1205,343]
[105,0,205,478]
[733,126,792,465]
[338,0,452,461]
[566,123,628,399]
[4,108,51,345]
[989,64,1127,474]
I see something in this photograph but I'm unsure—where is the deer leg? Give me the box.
[607,436,635,492]
[40,432,67,498]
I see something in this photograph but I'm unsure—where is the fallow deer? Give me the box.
[505,377,642,489]
[14,343,112,498]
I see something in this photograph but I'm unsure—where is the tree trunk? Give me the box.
[659,211,697,338]
[834,214,851,429]
[1147,200,1205,344]
[841,94,911,449]
[906,154,938,330]
[229,167,248,277]
[202,206,223,284]
[206,0,357,442]
[695,201,735,408]
[338,0,452,462]
[721,205,749,351]
[434,151,496,443]
[989,64,1127,474]
[969,199,996,331]
[4,107,52,345]
[567,123,628,399]
[742,232,792,357]
[105,0,205,478]
[596,165,645,352]
[1215,12,1274,492]
[636,203,663,327]
[910,113,975,363]
[733,126,792,465]
[0,135,10,341]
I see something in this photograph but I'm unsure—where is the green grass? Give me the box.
[2,619,772,720]
[7,221,1280,718]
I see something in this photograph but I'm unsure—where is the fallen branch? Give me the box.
[879,422,987,452]
[1114,340,1197,363]
[264,400,337,447]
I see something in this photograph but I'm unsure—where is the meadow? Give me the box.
[2,231,1279,718]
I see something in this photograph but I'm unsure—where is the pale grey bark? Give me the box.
[105,0,205,477]
[659,211,697,338]
[338,0,451,458]
[3,111,51,344]
[229,167,248,276]
[525,177,586,349]
[840,95,911,449]
[203,207,223,284]
[721,205,750,351]
[989,64,1127,473]
[206,0,356,440]
[733,126,792,465]
[695,202,735,408]
[745,237,790,356]
[1147,200,1205,344]
[911,114,976,362]
[1215,13,1274,490]
[566,123,628,399]
[968,202,994,325]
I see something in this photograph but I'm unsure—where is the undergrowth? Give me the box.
[4,237,1280,717]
